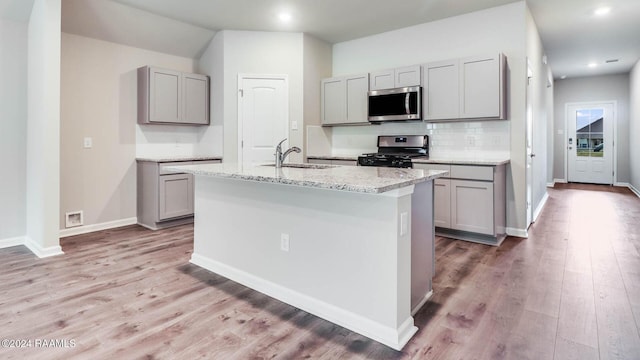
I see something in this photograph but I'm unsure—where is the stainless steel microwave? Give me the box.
[368,86,422,123]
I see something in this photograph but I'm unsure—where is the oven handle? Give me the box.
[405,93,410,114]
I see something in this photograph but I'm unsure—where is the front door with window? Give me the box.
[566,103,614,184]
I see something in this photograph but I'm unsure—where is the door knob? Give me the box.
[530,153,536,158]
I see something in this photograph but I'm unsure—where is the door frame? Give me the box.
[525,58,533,227]
[237,74,289,164]
[564,100,617,184]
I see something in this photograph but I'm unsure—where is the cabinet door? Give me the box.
[345,74,369,124]
[434,178,451,228]
[459,54,503,119]
[369,69,394,90]
[395,65,421,87]
[183,73,209,125]
[158,174,194,220]
[423,60,459,120]
[149,67,182,123]
[450,179,494,235]
[321,78,346,125]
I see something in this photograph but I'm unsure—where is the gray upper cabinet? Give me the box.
[182,73,210,125]
[459,54,505,119]
[321,74,369,126]
[138,66,210,125]
[423,60,459,120]
[423,54,506,121]
[369,65,421,90]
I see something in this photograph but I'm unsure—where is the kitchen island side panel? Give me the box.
[190,175,430,350]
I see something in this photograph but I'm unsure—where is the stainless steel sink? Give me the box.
[261,163,337,169]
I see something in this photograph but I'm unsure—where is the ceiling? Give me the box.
[2,0,639,79]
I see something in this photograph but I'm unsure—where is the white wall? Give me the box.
[198,30,305,163]
[630,60,640,194]
[196,32,224,157]
[526,7,550,221]
[553,74,630,183]
[0,19,28,243]
[331,2,530,234]
[26,0,62,256]
[302,34,332,155]
[60,33,197,230]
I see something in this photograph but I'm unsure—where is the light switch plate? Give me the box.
[280,233,290,252]
[83,137,93,149]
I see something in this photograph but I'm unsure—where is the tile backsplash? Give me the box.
[328,120,510,159]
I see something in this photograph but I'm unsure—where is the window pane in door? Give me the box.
[575,108,604,157]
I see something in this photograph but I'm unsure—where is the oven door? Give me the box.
[368,86,422,123]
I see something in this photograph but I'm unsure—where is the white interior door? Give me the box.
[567,103,614,184]
[238,75,288,164]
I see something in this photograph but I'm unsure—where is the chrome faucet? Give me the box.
[275,138,301,168]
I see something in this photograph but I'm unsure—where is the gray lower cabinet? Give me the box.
[137,159,220,230]
[433,178,451,228]
[158,173,193,220]
[414,162,507,246]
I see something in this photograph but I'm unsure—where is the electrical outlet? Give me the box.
[83,137,92,149]
[466,136,476,146]
[400,212,408,236]
[280,233,290,252]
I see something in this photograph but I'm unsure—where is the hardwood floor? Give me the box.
[1,184,639,359]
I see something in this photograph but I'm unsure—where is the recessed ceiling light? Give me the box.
[278,12,292,22]
[588,62,598,68]
[594,7,611,16]
[560,75,567,79]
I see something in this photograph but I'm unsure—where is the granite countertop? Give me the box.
[413,158,510,166]
[307,155,509,166]
[166,162,448,194]
[307,155,359,161]
[136,155,223,163]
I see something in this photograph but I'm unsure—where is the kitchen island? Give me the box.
[166,162,447,350]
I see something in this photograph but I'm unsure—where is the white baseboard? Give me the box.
[546,182,555,188]
[59,217,137,238]
[506,227,528,238]
[0,236,25,250]
[553,178,567,185]
[190,253,417,351]
[411,290,433,316]
[532,192,549,223]
[627,183,640,198]
[24,236,64,258]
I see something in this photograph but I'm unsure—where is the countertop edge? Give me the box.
[165,165,447,194]
[136,156,223,163]
[307,155,359,161]
[307,155,510,166]
[413,159,511,166]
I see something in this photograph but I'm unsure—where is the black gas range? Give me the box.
[357,135,429,168]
